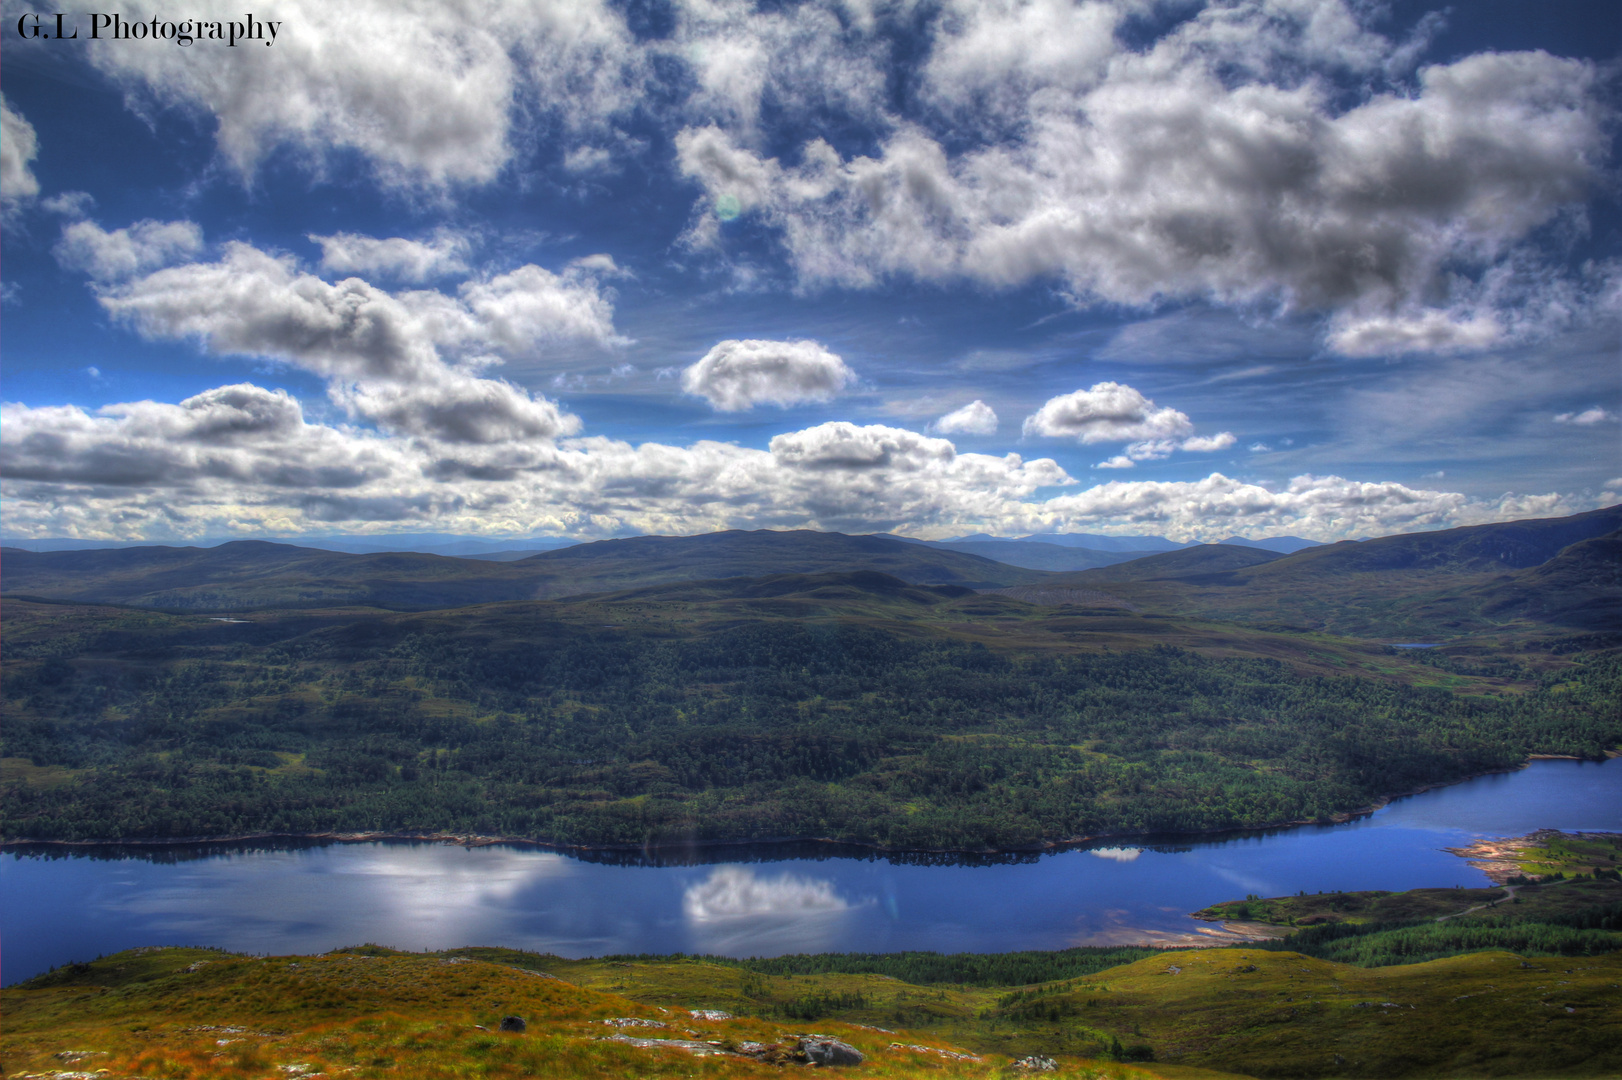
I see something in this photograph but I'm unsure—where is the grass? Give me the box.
[4,947,1202,1080]
[0,755,80,790]
[6,943,1621,1079]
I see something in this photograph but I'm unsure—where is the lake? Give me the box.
[4,758,1617,985]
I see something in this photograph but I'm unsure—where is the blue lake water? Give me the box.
[3,758,1617,985]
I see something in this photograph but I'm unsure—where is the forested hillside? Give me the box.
[4,508,1618,849]
[4,586,1616,848]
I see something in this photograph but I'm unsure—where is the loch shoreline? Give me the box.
[6,753,1615,862]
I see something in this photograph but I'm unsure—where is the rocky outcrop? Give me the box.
[800,1035,865,1066]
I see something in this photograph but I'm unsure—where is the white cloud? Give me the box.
[0,391,1599,545]
[923,0,1123,119]
[1554,407,1615,426]
[460,263,630,354]
[1,94,40,207]
[562,145,615,174]
[310,231,471,282]
[670,0,889,134]
[1023,382,1193,444]
[55,219,205,282]
[90,241,620,444]
[1180,432,1238,453]
[676,5,1610,356]
[41,190,95,218]
[1024,383,1236,467]
[932,400,999,435]
[682,338,855,411]
[82,0,643,189]
[0,384,401,491]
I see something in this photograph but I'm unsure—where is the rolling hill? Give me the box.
[0,530,1045,612]
[1046,506,1622,640]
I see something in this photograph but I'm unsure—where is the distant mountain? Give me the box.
[1240,504,1622,580]
[1070,544,1286,583]
[510,530,1044,593]
[1,534,582,557]
[0,530,1043,611]
[1049,506,1622,638]
[1218,535,1322,554]
[927,540,1157,572]
[864,533,1161,570]
[1016,532,1194,552]
[0,542,534,611]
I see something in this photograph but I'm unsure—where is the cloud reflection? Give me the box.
[112,843,581,954]
[681,866,870,955]
[1089,847,1143,863]
[683,866,851,921]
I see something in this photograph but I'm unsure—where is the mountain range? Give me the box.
[2,506,1616,642]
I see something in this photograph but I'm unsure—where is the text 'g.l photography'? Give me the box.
[14,11,280,45]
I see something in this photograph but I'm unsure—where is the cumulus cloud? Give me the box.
[682,338,855,411]
[933,399,999,435]
[0,94,40,207]
[0,384,399,490]
[670,0,889,133]
[1024,383,1193,444]
[88,241,620,444]
[1023,383,1235,466]
[81,0,644,189]
[310,231,471,282]
[1180,432,1238,453]
[0,393,1597,544]
[676,4,1610,355]
[55,219,205,282]
[1555,407,1615,425]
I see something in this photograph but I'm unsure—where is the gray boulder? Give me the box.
[499,1015,527,1033]
[799,1036,864,1066]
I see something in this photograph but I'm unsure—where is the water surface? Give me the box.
[4,758,1616,985]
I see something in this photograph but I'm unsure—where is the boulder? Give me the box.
[799,1036,864,1066]
[498,1015,527,1033]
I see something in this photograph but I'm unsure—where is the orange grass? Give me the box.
[4,947,1182,1080]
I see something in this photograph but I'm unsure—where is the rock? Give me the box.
[799,1036,864,1066]
[689,1009,731,1021]
[498,1015,527,1033]
[1013,1055,1058,1071]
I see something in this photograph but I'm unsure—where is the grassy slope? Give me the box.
[6,944,1620,1079]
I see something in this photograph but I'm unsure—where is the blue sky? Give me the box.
[2,0,1618,543]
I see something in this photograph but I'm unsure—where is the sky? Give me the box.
[1,0,1618,544]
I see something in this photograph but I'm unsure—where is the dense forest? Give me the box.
[4,596,1618,848]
